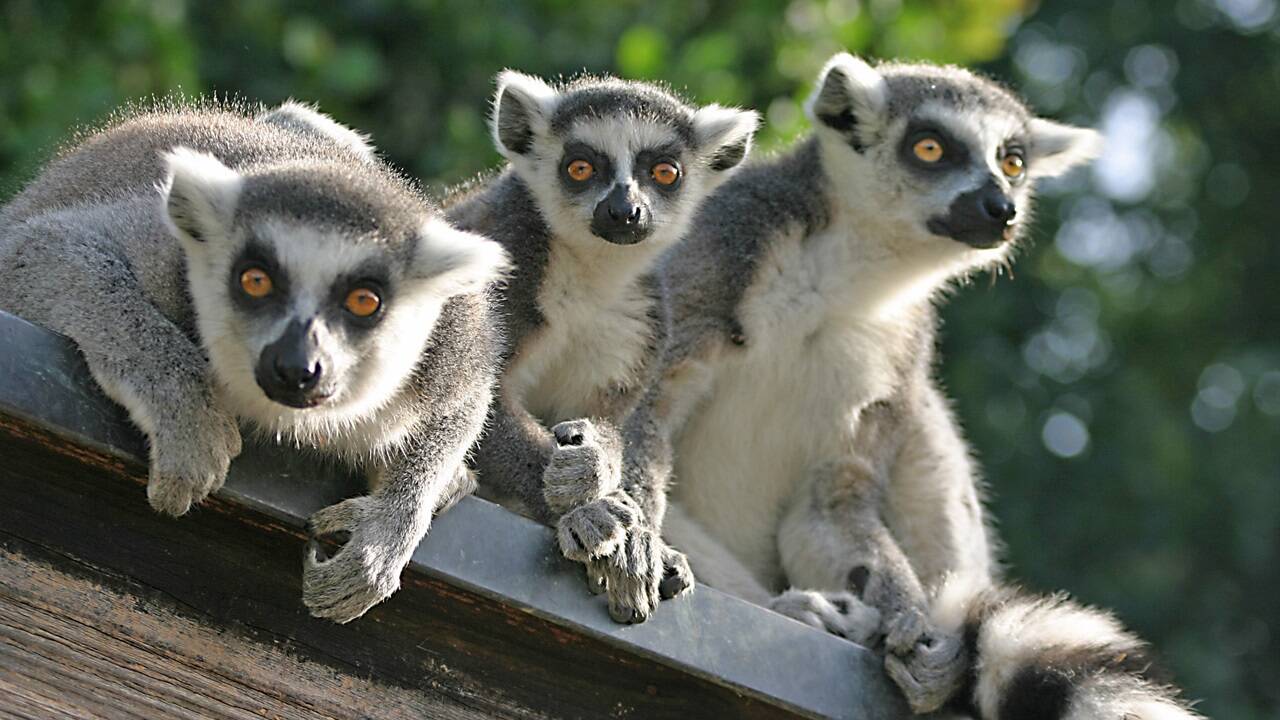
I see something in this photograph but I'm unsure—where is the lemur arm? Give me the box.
[303,297,499,624]
[469,386,559,523]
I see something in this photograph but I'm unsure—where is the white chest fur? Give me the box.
[671,225,921,589]
[508,242,657,426]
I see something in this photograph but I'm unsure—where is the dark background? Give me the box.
[2,1,1276,717]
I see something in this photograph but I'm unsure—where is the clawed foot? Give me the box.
[882,607,969,714]
[303,496,417,624]
[584,528,695,623]
[146,406,242,516]
[770,589,882,645]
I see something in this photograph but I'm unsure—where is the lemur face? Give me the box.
[491,71,758,250]
[160,149,507,433]
[808,54,1101,254]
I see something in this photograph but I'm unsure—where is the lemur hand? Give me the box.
[146,402,242,516]
[303,495,421,624]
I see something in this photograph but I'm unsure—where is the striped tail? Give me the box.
[930,577,1203,720]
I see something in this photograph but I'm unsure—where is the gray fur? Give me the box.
[0,103,508,624]
[449,70,756,623]
[603,54,1192,718]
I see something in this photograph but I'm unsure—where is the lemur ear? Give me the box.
[492,70,557,158]
[805,53,888,151]
[161,147,243,245]
[1027,118,1103,179]
[258,100,377,162]
[414,217,512,297]
[691,105,760,172]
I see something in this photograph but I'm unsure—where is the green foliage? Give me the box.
[1,1,1276,717]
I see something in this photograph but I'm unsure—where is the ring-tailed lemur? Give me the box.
[444,71,758,622]
[604,55,1200,719]
[0,101,509,624]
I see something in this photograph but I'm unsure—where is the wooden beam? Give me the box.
[0,309,908,720]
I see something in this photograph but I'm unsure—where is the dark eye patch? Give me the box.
[899,120,970,173]
[229,240,288,312]
[330,259,392,329]
[635,143,685,192]
[558,142,613,194]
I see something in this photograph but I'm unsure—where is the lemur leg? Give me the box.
[304,393,488,623]
[775,403,968,715]
[0,218,241,516]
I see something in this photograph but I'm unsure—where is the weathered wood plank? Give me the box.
[0,308,909,719]
[0,539,486,720]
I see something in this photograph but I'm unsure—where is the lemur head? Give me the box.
[160,148,508,440]
[806,53,1100,261]
[491,71,759,250]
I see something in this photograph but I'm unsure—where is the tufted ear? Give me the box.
[691,104,760,173]
[805,53,888,151]
[414,217,512,297]
[161,147,243,245]
[491,70,558,158]
[1027,118,1103,179]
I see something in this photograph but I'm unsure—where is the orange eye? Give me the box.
[1001,153,1025,178]
[344,287,381,317]
[239,267,273,298]
[651,161,680,186]
[566,159,594,182]
[913,137,944,163]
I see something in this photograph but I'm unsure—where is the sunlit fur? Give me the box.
[602,53,1193,717]
[167,153,508,464]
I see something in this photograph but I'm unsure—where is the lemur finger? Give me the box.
[884,607,929,655]
[307,497,367,539]
[552,419,595,447]
[585,557,609,595]
[556,503,625,561]
[658,546,695,600]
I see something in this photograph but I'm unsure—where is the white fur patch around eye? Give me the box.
[256,220,385,303]
[566,118,684,175]
[414,217,511,297]
[160,147,243,248]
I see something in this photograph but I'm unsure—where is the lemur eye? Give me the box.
[912,137,944,163]
[239,267,273,299]
[651,161,680,186]
[1001,153,1025,179]
[344,287,381,318]
[566,159,594,182]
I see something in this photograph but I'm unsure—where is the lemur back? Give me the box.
[0,102,508,624]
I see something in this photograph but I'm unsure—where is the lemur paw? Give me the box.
[303,496,416,624]
[146,406,242,516]
[585,529,694,624]
[770,590,882,645]
[883,608,969,714]
[556,491,640,562]
[543,419,621,514]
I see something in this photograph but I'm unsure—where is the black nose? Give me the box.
[255,319,330,407]
[274,355,321,391]
[981,192,1016,224]
[590,183,651,244]
[607,189,643,224]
